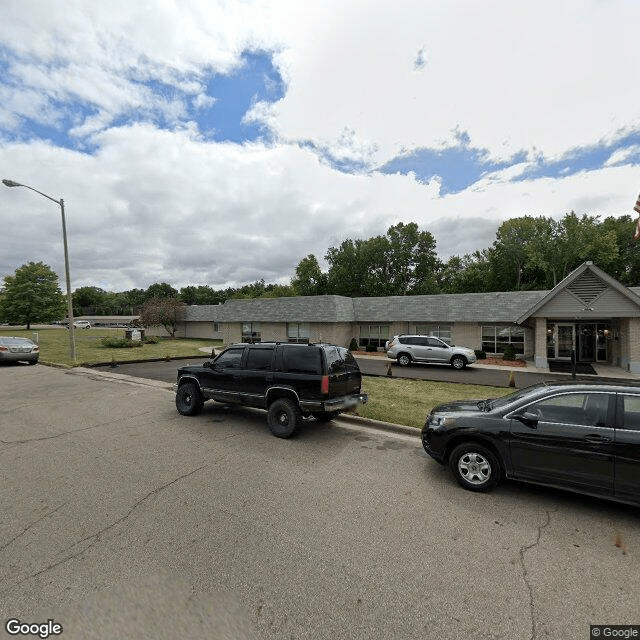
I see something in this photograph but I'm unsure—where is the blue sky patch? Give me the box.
[0,49,286,150]
[197,51,286,143]
[378,130,640,194]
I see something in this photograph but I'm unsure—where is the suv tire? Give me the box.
[451,355,466,370]
[449,443,501,492]
[397,353,412,367]
[176,382,204,416]
[267,398,302,438]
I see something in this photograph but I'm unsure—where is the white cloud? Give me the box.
[1,0,639,293]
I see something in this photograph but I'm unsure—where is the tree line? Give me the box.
[2,212,639,328]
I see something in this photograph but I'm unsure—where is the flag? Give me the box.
[634,194,640,241]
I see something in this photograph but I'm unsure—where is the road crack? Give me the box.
[0,502,69,552]
[519,509,555,640]
[0,465,207,593]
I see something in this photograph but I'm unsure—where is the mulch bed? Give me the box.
[477,358,526,367]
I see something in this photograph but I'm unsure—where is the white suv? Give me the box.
[386,335,477,369]
[73,320,91,329]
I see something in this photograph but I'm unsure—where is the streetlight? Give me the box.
[2,179,77,362]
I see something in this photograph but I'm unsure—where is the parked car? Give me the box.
[73,320,91,329]
[0,336,39,364]
[422,380,640,506]
[175,342,368,438]
[386,335,476,369]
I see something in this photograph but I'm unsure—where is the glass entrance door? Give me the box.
[556,324,575,359]
[577,324,596,362]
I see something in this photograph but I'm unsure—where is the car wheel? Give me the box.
[449,443,501,492]
[267,398,302,438]
[175,382,204,416]
[397,353,412,367]
[451,355,466,370]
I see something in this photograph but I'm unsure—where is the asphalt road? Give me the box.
[1,365,639,639]
[94,355,566,388]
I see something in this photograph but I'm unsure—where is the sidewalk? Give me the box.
[354,351,640,381]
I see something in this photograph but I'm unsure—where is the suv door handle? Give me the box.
[584,434,611,443]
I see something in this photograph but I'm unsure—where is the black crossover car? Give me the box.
[175,342,368,438]
[422,380,640,506]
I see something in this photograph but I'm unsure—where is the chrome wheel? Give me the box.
[457,452,491,486]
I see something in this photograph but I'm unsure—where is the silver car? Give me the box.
[0,336,40,364]
[386,335,476,369]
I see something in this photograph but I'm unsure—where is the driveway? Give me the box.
[95,354,577,388]
[1,365,639,640]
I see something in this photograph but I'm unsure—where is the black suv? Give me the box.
[175,342,368,438]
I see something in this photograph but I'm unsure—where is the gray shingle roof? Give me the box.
[353,290,548,323]
[215,295,356,323]
[186,290,551,324]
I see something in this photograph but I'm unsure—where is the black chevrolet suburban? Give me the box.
[175,342,368,438]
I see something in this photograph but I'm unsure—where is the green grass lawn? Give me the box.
[352,376,511,430]
[0,327,222,367]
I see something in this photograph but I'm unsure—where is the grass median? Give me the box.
[352,376,510,430]
[0,327,221,367]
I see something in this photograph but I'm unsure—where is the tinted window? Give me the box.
[245,348,274,371]
[338,347,359,370]
[621,394,640,431]
[400,337,417,345]
[527,393,611,427]
[282,346,322,374]
[215,348,244,369]
[427,338,446,348]
[324,346,346,373]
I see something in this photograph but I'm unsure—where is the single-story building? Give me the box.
[168,262,640,373]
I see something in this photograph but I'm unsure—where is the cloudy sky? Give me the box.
[1,0,639,293]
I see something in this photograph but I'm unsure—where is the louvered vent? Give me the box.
[567,272,607,304]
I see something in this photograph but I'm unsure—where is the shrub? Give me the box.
[365,343,377,352]
[502,344,517,361]
[349,338,359,351]
[474,349,486,360]
[143,335,160,344]
[101,336,143,349]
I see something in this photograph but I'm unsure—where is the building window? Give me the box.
[288,322,310,343]
[212,323,220,332]
[359,325,389,349]
[415,324,452,342]
[482,325,524,355]
[241,322,261,343]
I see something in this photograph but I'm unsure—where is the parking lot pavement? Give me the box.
[2,364,640,640]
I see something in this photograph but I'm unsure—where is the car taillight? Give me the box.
[321,375,329,394]
[32,346,39,352]
[0,346,8,352]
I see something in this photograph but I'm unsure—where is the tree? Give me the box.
[325,222,439,297]
[0,262,67,329]
[291,254,327,296]
[139,297,186,338]
[144,282,178,300]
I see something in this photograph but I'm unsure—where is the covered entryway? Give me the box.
[546,321,612,362]
[519,262,640,372]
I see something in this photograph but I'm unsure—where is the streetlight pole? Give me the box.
[2,179,77,362]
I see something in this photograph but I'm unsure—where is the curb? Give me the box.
[337,413,420,438]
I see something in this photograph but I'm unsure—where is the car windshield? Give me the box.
[485,383,548,411]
